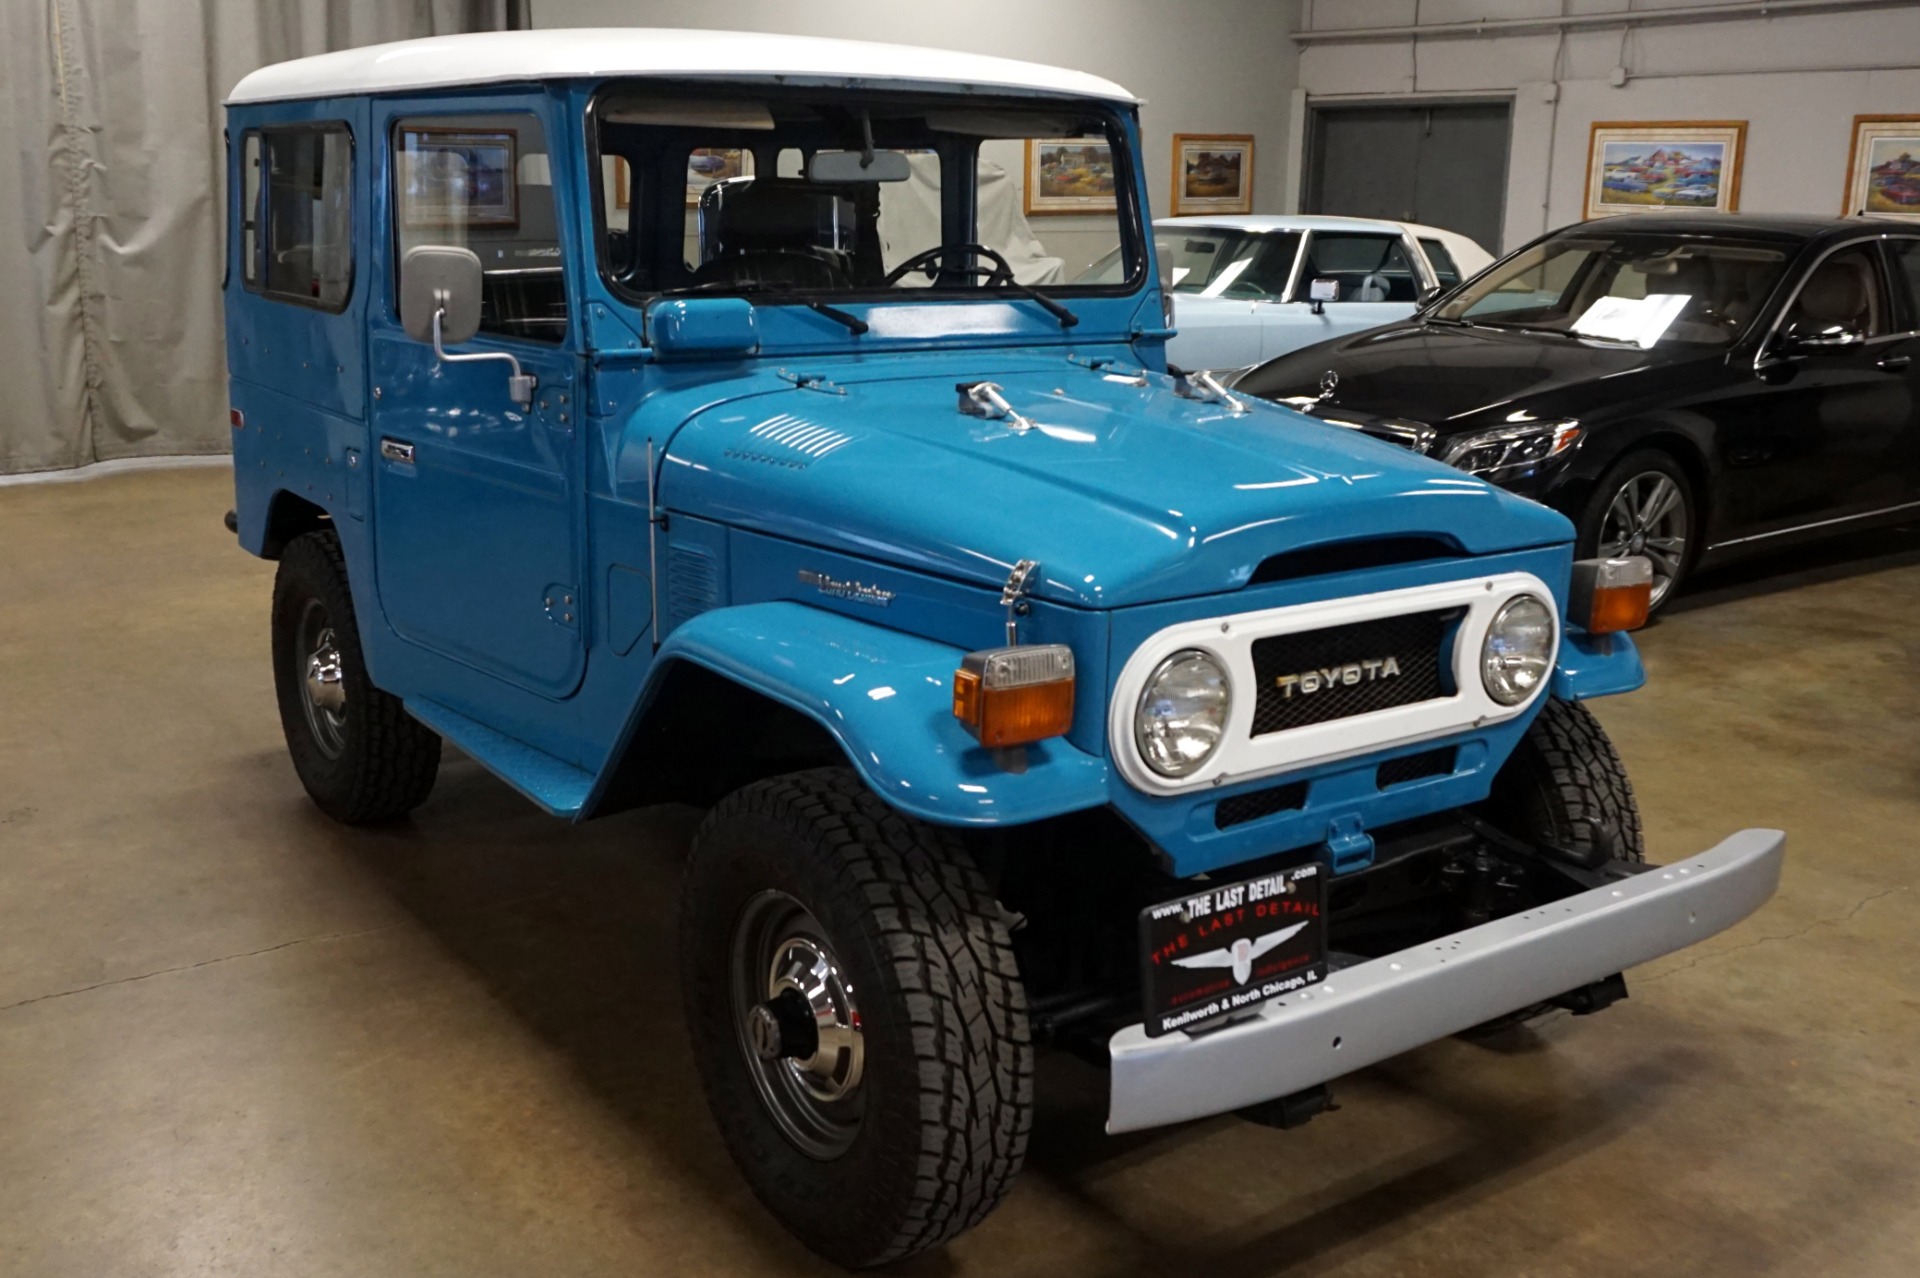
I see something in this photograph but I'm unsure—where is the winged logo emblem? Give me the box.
[1171,921,1310,986]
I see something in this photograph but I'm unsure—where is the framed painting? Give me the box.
[1172,134,1254,216]
[1583,121,1745,219]
[398,129,518,227]
[1842,115,1920,220]
[1024,138,1117,215]
[687,147,753,206]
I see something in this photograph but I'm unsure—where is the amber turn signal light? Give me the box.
[1569,556,1653,633]
[952,644,1075,748]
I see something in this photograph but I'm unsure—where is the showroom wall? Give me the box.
[1294,0,1920,250]
[532,0,1301,265]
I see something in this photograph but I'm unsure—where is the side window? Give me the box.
[240,134,262,286]
[260,126,353,310]
[1299,233,1420,303]
[1786,245,1890,340]
[1420,237,1460,289]
[1887,239,1920,330]
[395,114,567,343]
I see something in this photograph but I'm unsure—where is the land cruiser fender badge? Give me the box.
[1275,656,1401,698]
[798,569,894,607]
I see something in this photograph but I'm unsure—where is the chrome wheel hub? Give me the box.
[731,891,865,1160]
[297,601,348,759]
[1598,472,1688,608]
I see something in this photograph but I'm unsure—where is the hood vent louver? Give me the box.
[1249,536,1463,586]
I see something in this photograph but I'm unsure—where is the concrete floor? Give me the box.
[2,464,1916,1277]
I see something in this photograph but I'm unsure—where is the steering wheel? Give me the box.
[884,243,1015,288]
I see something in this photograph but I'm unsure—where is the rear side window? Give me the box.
[240,133,262,287]
[260,125,354,310]
[1299,233,1420,303]
[1420,237,1460,288]
[394,113,567,343]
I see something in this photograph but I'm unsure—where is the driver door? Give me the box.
[368,100,587,699]
[1717,242,1914,538]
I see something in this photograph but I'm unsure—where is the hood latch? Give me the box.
[958,381,1034,433]
[1000,559,1041,644]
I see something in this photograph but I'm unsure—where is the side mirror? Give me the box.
[1307,277,1339,316]
[399,245,535,407]
[1780,323,1867,354]
[400,245,482,345]
[648,297,760,357]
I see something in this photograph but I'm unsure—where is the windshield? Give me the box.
[594,84,1141,303]
[1434,232,1790,347]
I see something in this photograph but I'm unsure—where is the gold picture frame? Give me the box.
[1023,138,1118,216]
[1841,115,1920,220]
[1171,134,1254,216]
[1583,121,1745,219]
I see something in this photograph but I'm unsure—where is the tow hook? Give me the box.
[223,509,238,535]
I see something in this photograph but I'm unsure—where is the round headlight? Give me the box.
[1481,594,1556,706]
[1135,649,1231,778]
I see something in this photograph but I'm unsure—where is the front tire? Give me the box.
[679,768,1032,1268]
[271,530,441,823]
[1483,697,1644,865]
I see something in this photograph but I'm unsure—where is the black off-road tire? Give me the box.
[271,530,441,823]
[1482,697,1644,864]
[680,768,1032,1268]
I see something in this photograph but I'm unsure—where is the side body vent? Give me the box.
[667,544,721,631]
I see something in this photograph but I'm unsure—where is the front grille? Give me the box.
[1214,781,1309,830]
[1249,609,1457,736]
[1377,746,1457,788]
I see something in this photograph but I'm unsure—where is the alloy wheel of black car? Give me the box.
[271,530,442,823]
[679,768,1032,1268]
[1580,452,1695,615]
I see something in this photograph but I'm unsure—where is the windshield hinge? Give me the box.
[1066,354,1118,371]
[1000,559,1041,644]
[774,368,846,396]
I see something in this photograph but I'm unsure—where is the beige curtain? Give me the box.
[0,0,508,476]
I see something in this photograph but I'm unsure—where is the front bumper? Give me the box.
[1106,828,1785,1133]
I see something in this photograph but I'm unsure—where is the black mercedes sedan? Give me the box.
[1233,213,1920,612]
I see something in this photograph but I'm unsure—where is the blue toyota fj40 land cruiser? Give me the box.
[223,29,1783,1267]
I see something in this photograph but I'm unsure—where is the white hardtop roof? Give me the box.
[227,28,1137,106]
[1154,214,1412,236]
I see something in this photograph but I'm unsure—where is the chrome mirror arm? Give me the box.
[432,305,536,408]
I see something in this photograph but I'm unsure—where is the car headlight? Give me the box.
[1481,595,1556,706]
[1135,649,1231,777]
[1442,420,1581,477]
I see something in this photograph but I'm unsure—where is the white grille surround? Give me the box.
[1108,573,1559,797]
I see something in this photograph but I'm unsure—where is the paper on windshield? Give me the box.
[1572,293,1690,347]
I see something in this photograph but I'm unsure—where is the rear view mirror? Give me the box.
[400,245,483,345]
[809,150,912,183]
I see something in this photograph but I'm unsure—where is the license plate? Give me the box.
[1139,863,1326,1038]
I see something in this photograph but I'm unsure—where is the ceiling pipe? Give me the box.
[1294,0,1914,44]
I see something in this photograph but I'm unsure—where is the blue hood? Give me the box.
[653,357,1572,608]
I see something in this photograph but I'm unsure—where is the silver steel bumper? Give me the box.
[1107,828,1785,1134]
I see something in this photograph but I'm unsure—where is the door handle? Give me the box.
[1877,354,1912,372]
[380,438,415,464]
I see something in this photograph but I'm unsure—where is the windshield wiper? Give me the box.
[805,300,869,335]
[1484,320,1643,348]
[1001,279,1079,329]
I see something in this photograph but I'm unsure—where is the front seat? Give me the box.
[1790,258,1874,338]
[689,182,846,289]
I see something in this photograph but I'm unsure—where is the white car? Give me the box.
[1082,215,1494,373]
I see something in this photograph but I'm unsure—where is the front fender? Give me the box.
[624,601,1111,826]
[1551,628,1645,701]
